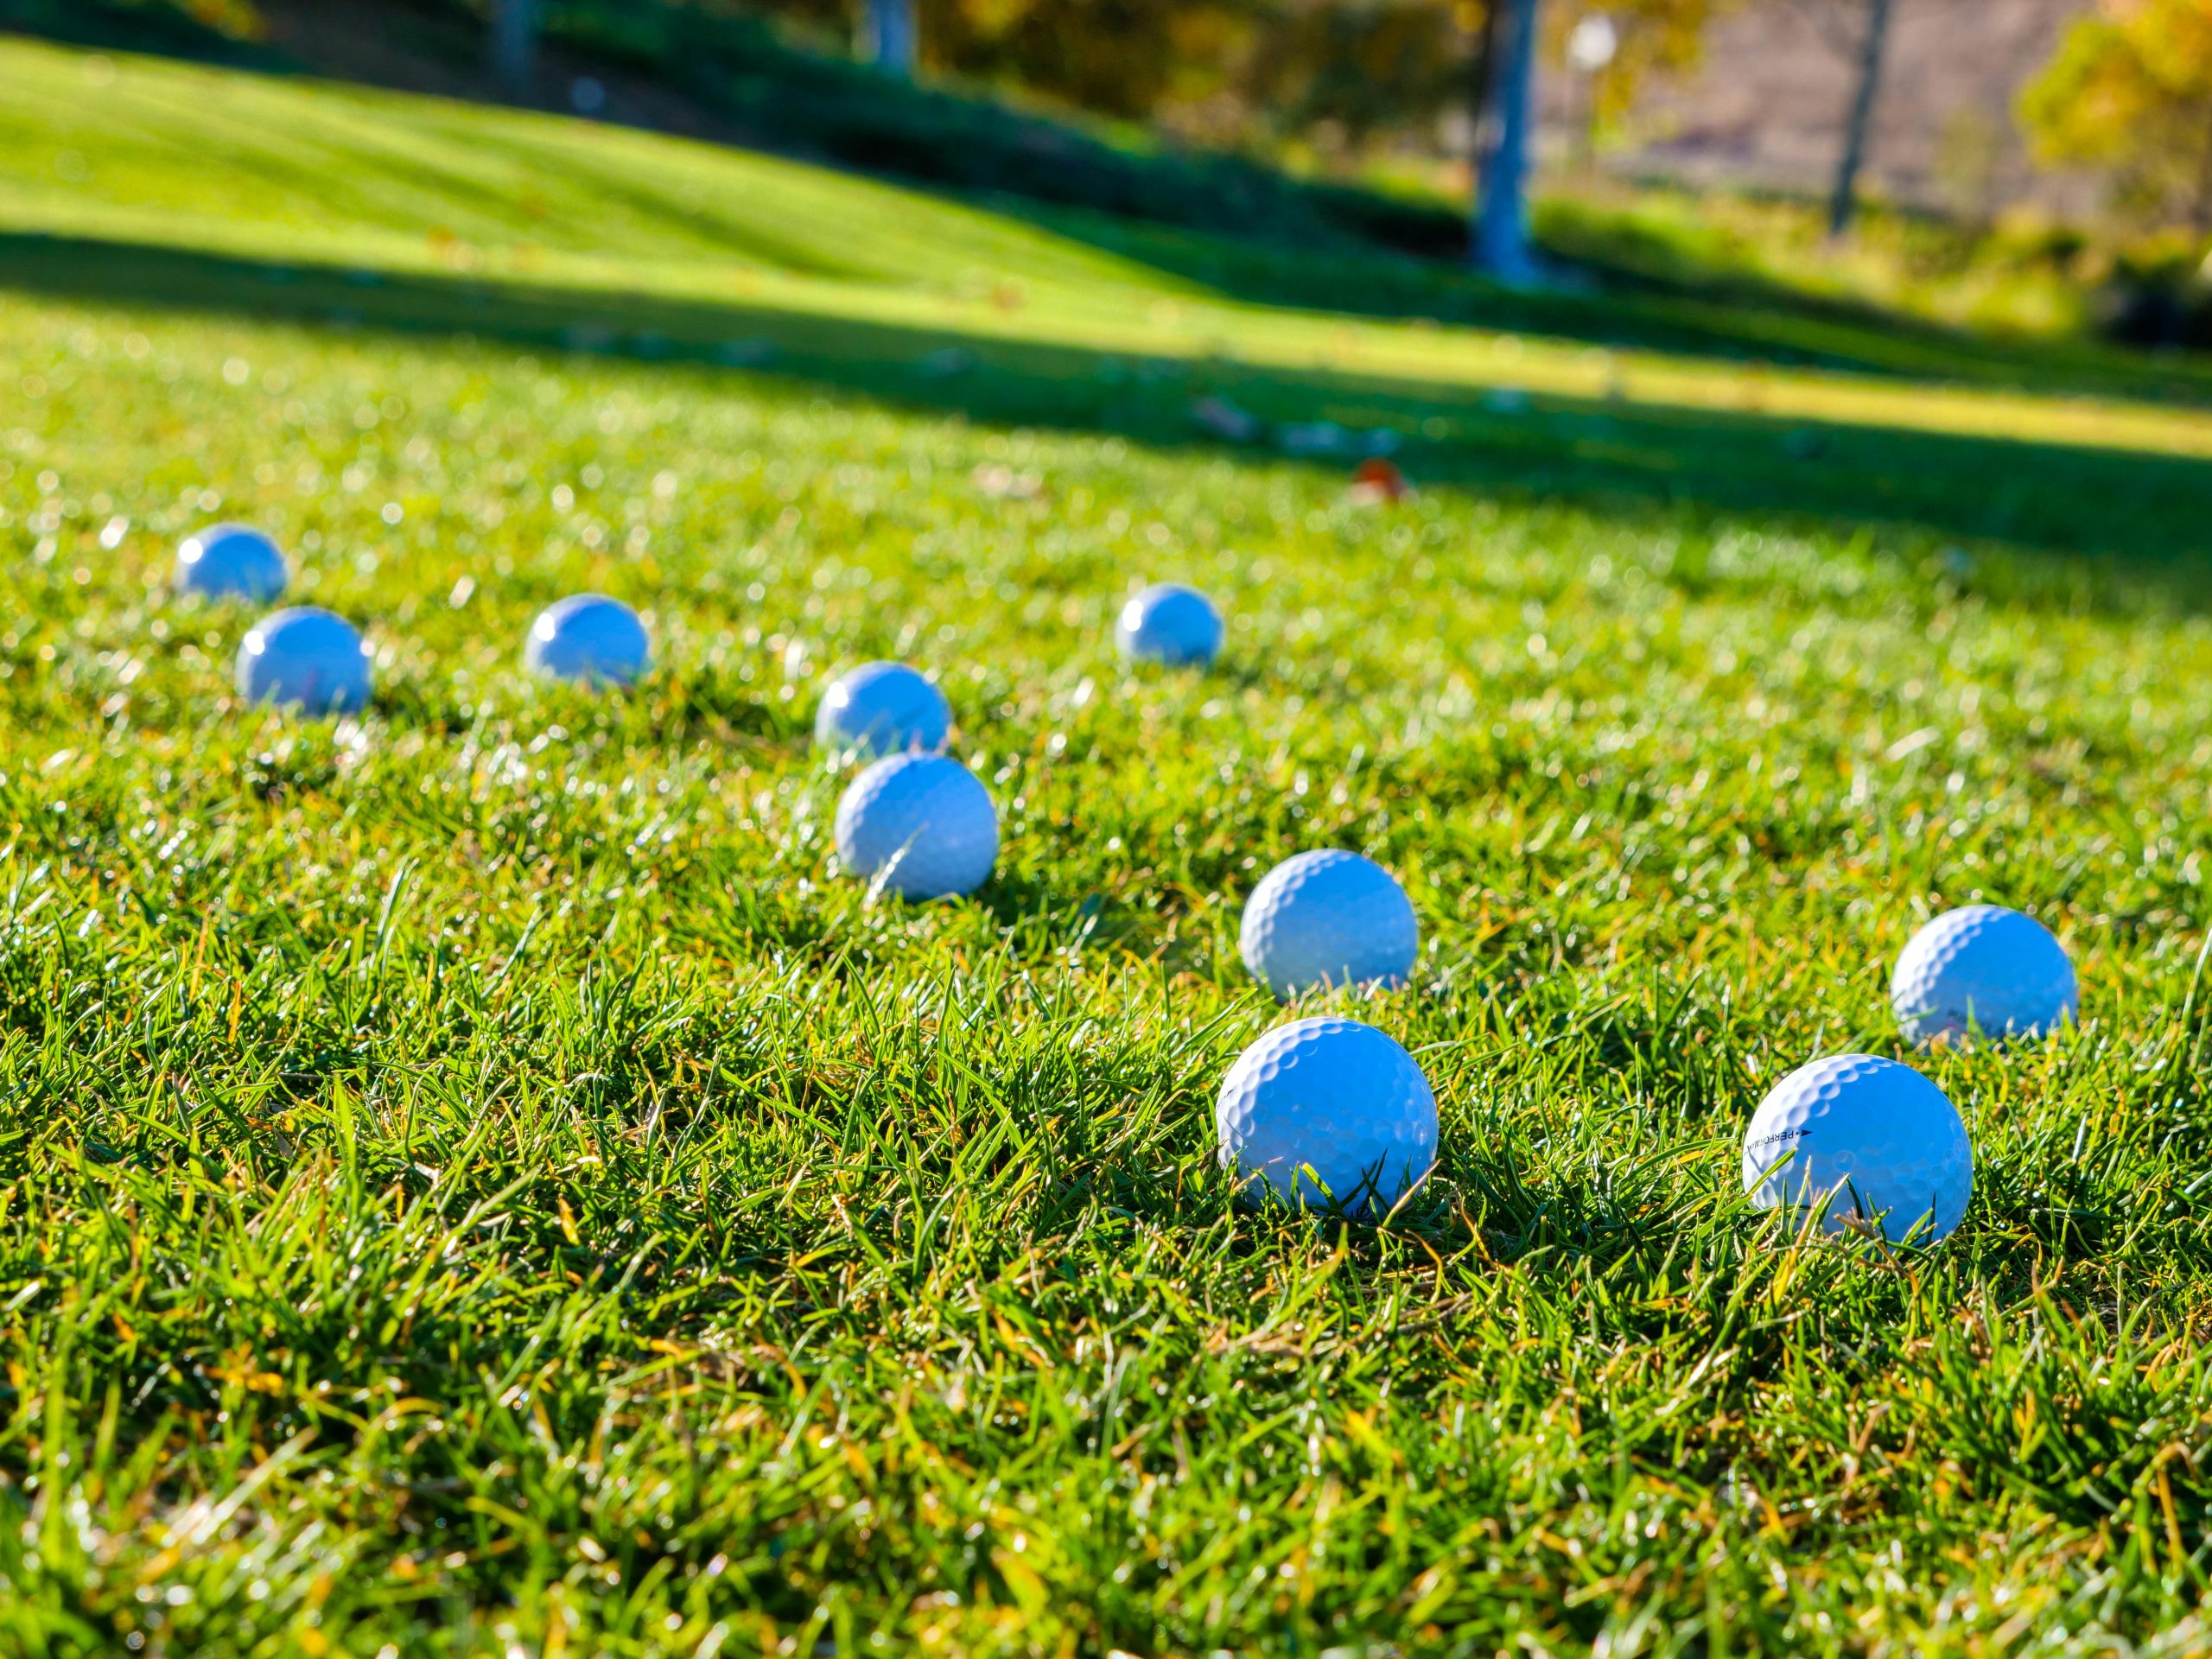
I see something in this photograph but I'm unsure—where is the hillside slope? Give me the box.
[4,36,2212,448]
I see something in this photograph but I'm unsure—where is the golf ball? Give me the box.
[175,524,287,602]
[1240,849,1418,1001]
[1216,1017,1438,1215]
[1116,582,1224,667]
[523,594,652,687]
[1741,1054,1973,1244]
[833,753,998,900]
[814,661,952,760]
[1891,905,2077,1046]
[235,607,373,715]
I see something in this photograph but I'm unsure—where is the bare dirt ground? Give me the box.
[1611,0,2099,217]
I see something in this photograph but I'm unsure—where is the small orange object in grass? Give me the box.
[1350,457,1411,504]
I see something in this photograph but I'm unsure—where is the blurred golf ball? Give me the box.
[815,661,952,760]
[1116,582,1223,667]
[833,753,998,900]
[1215,1016,1438,1215]
[175,524,287,602]
[235,607,372,715]
[1891,905,2076,1046]
[1240,849,1417,1001]
[523,594,652,686]
[1741,1054,1972,1244]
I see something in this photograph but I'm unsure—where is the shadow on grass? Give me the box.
[4,230,2211,596]
[988,198,2212,407]
[11,0,2209,409]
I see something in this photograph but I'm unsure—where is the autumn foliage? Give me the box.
[2023,0,2212,233]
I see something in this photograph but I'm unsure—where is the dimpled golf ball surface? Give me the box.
[235,607,372,715]
[814,661,952,759]
[833,753,998,899]
[1116,582,1224,667]
[1240,850,1418,1001]
[1741,1054,1973,1244]
[1891,905,2077,1046]
[175,524,287,602]
[1215,1017,1438,1214]
[523,594,652,686]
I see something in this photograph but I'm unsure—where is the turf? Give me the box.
[3,36,2212,1659]
[10,38,2212,442]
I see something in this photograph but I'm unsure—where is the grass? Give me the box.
[1535,186,2101,341]
[2,35,2212,1659]
[10,40,2212,435]
[0,0,2156,351]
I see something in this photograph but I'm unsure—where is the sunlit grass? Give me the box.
[0,34,2210,1659]
[7,37,2212,462]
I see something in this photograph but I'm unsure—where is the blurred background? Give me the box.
[7,0,2211,351]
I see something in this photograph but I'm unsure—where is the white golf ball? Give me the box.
[814,661,952,760]
[1741,1054,1973,1244]
[1891,905,2076,1046]
[235,607,373,715]
[1240,849,1418,1001]
[1116,582,1223,667]
[833,753,998,900]
[523,594,652,686]
[175,524,287,603]
[1216,1017,1438,1215]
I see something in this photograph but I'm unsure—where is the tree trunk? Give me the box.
[490,0,537,93]
[1827,0,1894,239]
[1465,0,1504,164]
[1471,0,1542,283]
[861,0,918,76]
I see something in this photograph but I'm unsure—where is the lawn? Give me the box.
[2,35,2211,1659]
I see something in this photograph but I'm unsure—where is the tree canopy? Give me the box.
[2022,0,2212,233]
[768,0,1732,155]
